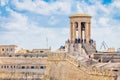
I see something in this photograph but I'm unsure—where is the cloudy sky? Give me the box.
[0,0,120,51]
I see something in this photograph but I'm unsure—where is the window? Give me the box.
[10,66,15,68]
[2,49,4,51]
[113,69,118,72]
[4,66,6,68]
[40,66,45,69]
[31,66,34,69]
[11,48,13,51]
[21,66,25,69]
[40,51,44,53]
[9,55,12,57]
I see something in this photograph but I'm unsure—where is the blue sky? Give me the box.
[0,0,120,51]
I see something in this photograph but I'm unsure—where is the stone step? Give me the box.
[82,43,96,54]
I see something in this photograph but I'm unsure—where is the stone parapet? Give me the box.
[47,52,117,80]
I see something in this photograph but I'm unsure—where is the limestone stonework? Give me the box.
[0,45,18,55]
[46,14,120,80]
[70,14,91,43]
[46,53,117,80]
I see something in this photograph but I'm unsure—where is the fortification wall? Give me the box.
[46,53,117,80]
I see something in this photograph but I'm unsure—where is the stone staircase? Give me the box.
[48,52,117,80]
[82,43,96,54]
[68,43,82,56]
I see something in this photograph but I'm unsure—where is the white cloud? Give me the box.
[0,7,69,50]
[0,11,1,15]
[1,0,120,51]
[92,27,120,50]
[11,0,71,15]
[112,0,120,8]
[1,7,28,31]
[0,0,9,6]
[98,18,109,26]
[48,16,59,25]
[0,26,69,51]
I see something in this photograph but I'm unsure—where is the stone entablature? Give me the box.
[70,18,91,22]
[70,14,91,18]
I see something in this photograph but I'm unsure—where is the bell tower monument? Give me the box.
[69,14,91,43]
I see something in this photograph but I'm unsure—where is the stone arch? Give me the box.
[74,22,79,42]
[69,14,92,43]
[81,22,85,31]
[75,22,78,31]
[81,22,86,42]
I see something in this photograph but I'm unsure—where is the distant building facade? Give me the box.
[0,53,48,79]
[32,48,51,54]
[0,48,50,79]
[107,48,116,52]
[0,45,18,55]
[18,49,29,54]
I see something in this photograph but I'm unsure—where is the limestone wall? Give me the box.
[46,53,117,80]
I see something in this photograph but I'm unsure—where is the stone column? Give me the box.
[73,23,76,43]
[78,22,81,39]
[85,22,89,43]
[88,22,91,42]
[70,22,73,43]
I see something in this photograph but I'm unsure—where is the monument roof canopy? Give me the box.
[70,14,91,18]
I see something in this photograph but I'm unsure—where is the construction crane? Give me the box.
[99,41,109,52]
